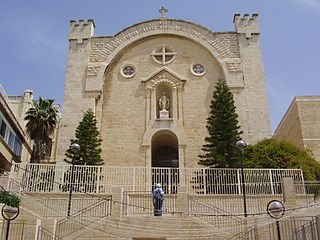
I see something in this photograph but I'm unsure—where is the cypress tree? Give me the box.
[198,78,243,168]
[65,109,103,165]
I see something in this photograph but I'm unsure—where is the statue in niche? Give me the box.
[159,92,169,111]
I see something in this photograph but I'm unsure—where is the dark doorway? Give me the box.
[152,131,178,168]
[151,130,179,193]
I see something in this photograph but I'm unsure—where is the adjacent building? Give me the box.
[274,96,320,162]
[0,85,32,171]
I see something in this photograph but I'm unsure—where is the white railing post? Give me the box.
[202,169,207,195]
[34,218,41,240]
[237,169,241,195]
[133,167,136,191]
[96,166,100,193]
[269,169,275,194]
[53,218,58,239]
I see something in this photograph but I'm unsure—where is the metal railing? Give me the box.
[37,226,63,240]
[269,216,319,240]
[9,163,304,195]
[0,220,25,240]
[190,194,283,215]
[294,217,319,240]
[188,195,243,229]
[123,191,176,216]
[229,216,319,240]
[55,196,112,238]
[295,182,320,202]
[228,225,257,240]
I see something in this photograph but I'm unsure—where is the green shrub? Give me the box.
[0,191,20,208]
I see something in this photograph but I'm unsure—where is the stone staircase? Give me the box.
[58,215,229,240]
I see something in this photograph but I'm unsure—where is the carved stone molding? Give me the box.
[89,19,240,63]
[87,66,101,76]
[148,78,181,90]
[142,68,186,90]
[226,62,243,73]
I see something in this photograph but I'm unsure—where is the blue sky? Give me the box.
[1,0,319,133]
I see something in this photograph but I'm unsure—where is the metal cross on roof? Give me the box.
[159,7,168,19]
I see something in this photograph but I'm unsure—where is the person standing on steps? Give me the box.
[153,183,164,216]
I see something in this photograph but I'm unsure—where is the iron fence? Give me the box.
[123,191,176,215]
[9,163,304,195]
[55,196,112,238]
[37,226,63,240]
[0,220,25,240]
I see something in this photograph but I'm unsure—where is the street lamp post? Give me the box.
[267,200,285,240]
[1,205,19,240]
[236,140,247,217]
[67,143,80,217]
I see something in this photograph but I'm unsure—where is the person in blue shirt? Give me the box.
[153,183,164,216]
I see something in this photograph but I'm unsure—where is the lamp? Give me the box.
[1,205,19,240]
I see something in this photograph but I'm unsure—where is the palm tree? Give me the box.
[25,97,58,163]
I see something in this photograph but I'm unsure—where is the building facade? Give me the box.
[56,13,272,167]
[0,86,32,171]
[274,96,320,162]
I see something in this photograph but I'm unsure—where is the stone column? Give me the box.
[145,88,151,123]
[172,88,178,119]
[176,186,188,216]
[111,187,123,221]
[282,177,296,208]
[178,145,185,187]
[145,146,152,190]
[150,88,156,120]
[316,214,320,239]
[177,87,183,120]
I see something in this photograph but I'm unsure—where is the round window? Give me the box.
[121,65,135,78]
[191,64,206,76]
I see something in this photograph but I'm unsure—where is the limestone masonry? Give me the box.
[275,96,320,162]
[56,14,272,167]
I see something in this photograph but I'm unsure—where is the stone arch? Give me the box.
[91,19,238,79]
[151,130,179,168]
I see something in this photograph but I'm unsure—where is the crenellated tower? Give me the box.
[56,19,97,162]
[233,13,259,39]
[233,14,272,142]
[69,19,95,43]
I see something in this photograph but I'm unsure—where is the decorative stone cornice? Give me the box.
[89,19,240,63]
[226,61,243,73]
[87,66,100,76]
[142,67,186,90]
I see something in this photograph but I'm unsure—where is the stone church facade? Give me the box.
[56,13,272,168]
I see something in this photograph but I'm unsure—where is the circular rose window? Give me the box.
[121,65,136,78]
[191,64,206,76]
[151,45,176,65]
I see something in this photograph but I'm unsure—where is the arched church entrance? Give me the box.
[151,130,179,193]
[152,130,178,167]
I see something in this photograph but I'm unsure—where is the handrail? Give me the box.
[56,196,112,238]
[37,226,63,240]
[189,195,242,221]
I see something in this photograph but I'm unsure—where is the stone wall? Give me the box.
[275,96,320,162]
[56,15,272,166]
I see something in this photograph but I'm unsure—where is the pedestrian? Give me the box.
[153,183,164,216]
